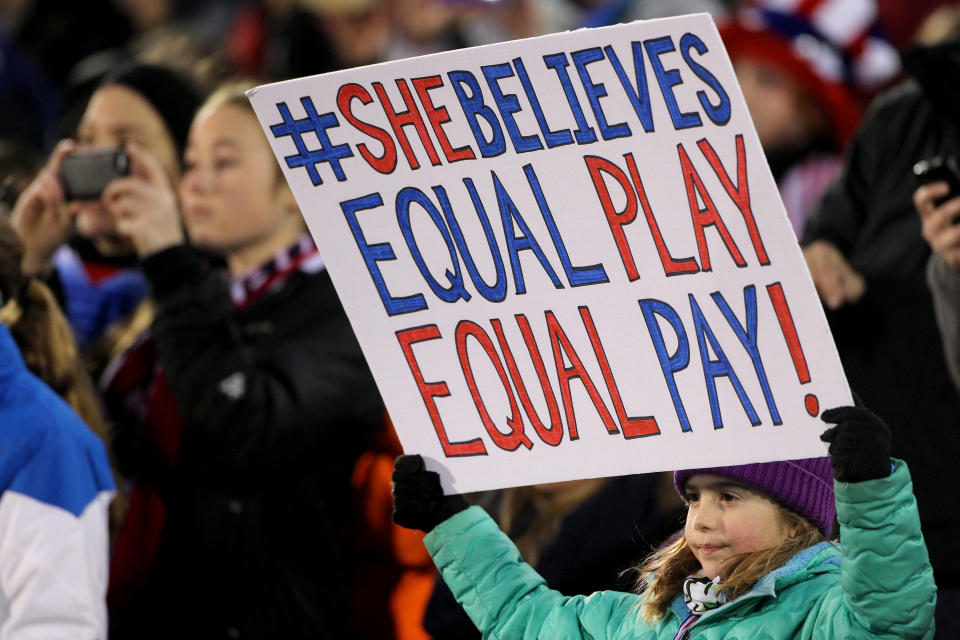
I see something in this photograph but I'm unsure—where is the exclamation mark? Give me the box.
[766,283,818,416]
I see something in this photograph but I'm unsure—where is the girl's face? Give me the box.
[734,58,824,153]
[683,474,793,580]
[74,84,180,249]
[179,103,301,273]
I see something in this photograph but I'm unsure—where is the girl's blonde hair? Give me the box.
[0,218,129,529]
[195,81,286,175]
[636,502,825,623]
[0,218,109,441]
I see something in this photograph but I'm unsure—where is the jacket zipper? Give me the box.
[674,614,699,640]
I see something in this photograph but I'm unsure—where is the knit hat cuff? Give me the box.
[674,457,836,537]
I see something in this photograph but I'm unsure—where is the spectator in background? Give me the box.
[10,63,199,358]
[349,416,436,640]
[0,217,115,638]
[227,0,347,79]
[718,0,899,236]
[801,35,960,638]
[0,215,110,453]
[0,201,125,529]
[423,474,683,639]
[103,83,382,639]
[917,151,960,394]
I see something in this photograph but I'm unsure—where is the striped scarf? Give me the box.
[682,573,727,614]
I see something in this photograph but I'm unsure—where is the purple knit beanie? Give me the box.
[673,457,835,537]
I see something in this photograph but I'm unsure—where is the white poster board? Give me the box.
[248,13,850,493]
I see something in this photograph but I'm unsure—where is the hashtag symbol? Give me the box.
[269,97,354,186]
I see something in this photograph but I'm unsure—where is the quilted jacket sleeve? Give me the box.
[424,506,657,640]
[812,460,936,639]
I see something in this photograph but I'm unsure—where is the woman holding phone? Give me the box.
[10,63,198,353]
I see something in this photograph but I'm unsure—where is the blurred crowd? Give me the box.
[0,0,959,638]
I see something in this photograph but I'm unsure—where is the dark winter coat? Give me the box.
[801,43,960,586]
[113,245,382,639]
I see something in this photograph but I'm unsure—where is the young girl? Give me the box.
[100,85,383,638]
[392,405,937,639]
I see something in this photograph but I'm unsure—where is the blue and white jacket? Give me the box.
[0,325,114,638]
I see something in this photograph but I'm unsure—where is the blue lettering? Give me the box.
[513,57,573,148]
[482,63,543,153]
[680,33,731,126]
[639,298,692,432]
[689,294,760,428]
[448,70,506,157]
[711,286,781,424]
[644,36,703,130]
[543,53,597,144]
[523,164,608,287]
[437,180,508,302]
[605,43,655,133]
[341,193,427,315]
[572,47,631,140]
[493,170,563,294]
[396,187,471,304]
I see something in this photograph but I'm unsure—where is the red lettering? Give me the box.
[698,135,769,265]
[373,80,441,170]
[493,316,564,446]
[396,325,487,457]
[412,76,476,164]
[337,83,398,174]
[678,143,747,272]
[624,153,700,277]
[545,311,618,440]
[585,155,641,281]
[578,307,660,439]
[455,321,532,451]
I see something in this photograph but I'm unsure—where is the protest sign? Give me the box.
[247,12,851,493]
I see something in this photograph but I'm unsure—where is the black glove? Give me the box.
[392,454,469,533]
[820,402,892,483]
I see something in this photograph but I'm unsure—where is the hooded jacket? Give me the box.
[424,460,935,639]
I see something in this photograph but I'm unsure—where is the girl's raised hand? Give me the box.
[820,402,891,483]
[392,454,468,533]
[102,141,184,259]
[11,139,77,275]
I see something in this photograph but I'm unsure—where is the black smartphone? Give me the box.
[59,148,130,201]
[913,155,960,206]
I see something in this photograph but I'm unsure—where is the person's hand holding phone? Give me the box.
[11,139,78,276]
[914,178,960,272]
[102,142,184,259]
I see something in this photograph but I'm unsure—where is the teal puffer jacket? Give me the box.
[424,460,935,639]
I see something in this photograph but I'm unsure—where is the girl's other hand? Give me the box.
[103,141,184,259]
[820,402,892,483]
[392,454,468,533]
[802,240,867,310]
